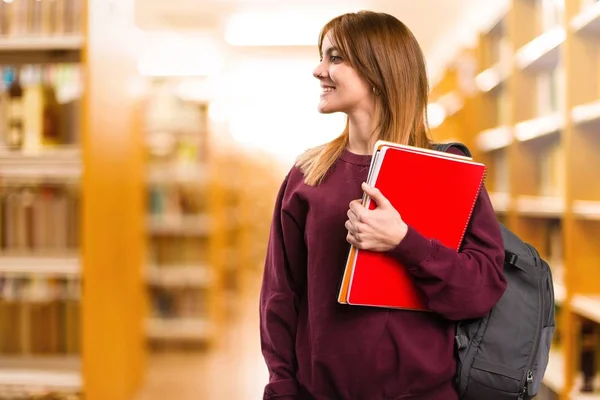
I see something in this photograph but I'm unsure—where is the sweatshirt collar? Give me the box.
[340,148,372,167]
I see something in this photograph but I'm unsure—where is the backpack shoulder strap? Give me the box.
[433,142,472,158]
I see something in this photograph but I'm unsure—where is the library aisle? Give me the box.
[136,270,267,400]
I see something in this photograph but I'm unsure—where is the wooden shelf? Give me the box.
[145,318,213,341]
[571,294,600,325]
[0,36,84,52]
[475,126,513,152]
[568,374,600,399]
[544,348,565,395]
[0,356,81,393]
[0,147,82,180]
[436,91,464,116]
[554,278,566,305]
[475,63,510,92]
[146,265,213,287]
[572,100,600,127]
[147,214,212,236]
[570,2,600,34]
[147,163,208,185]
[0,36,84,64]
[565,373,600,399]
[0,255,80,277]
[514,113,563,142]
[571,391,600,399]
[515,195,564,217]
[515,28,565,72]
[572,200,600,220]
[489,192,511,213]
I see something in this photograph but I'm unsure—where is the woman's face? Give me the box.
[313,33,373,115]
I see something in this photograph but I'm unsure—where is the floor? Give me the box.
[136,272,268,400]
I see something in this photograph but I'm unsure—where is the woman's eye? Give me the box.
[331,55,342,62]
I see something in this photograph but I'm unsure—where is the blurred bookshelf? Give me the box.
[430,0,600,399]
[140,77,286,352]
[0,0,145,400]
[142,78,222,349]
[0,1,84,398]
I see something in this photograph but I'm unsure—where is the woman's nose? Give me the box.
[313,66,325,80]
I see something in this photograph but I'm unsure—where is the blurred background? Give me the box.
[0,0,599,399]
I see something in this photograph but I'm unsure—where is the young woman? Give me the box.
[259,10,507,400]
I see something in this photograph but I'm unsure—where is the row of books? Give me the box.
[148,237,210,266]
[148,185,209,218]
[491,66,562,126]
[537,64,564,117]
[487,36,511,72]
[495,87,510,127]
[487,143,563,199]
[0,65,81,92]
[0,391,82,400]
[0,277,80,302]
[146,132,207,167]
[149,236,210,267]
[484,0,562,69]
[144,79,208,136]
[490,150,509,194]
[578,318,599,394]
[0,64,82,151]
[538,0,564,33]
[144,78,217,345]
[149,287,207,319]
[538,142,564,198]
[549,308,600,397]
[545,220,563,264]
[0,297,80,354]
[0,186,79,252]
[0,0,83,38]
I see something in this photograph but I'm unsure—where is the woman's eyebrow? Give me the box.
[323,46,339,56]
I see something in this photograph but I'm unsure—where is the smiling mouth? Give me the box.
[322,87,336,93]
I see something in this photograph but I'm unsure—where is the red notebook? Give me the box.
[337,141,486,311]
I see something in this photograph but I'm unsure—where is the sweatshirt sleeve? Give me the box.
[387,149,507,321]
[260,172,307,400]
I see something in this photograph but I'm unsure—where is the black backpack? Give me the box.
[434,142,556,400]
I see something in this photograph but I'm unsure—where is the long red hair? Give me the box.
[296,11,433,186]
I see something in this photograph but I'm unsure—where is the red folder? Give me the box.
[338,141,486,311]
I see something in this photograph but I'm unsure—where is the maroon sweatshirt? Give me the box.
[259,147,507,400]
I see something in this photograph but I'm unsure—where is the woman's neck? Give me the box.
[346,111,378,155]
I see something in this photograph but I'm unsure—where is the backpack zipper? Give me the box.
[519,244,545,399]
[518,371,534,400]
